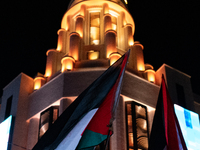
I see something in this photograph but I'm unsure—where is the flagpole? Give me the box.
[104,123,112,150]
[104,49,130,150]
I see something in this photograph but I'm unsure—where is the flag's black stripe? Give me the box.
[33,53,126,150]
[148,84,167,150]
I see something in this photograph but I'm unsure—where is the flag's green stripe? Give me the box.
[76,129,107,150]
[33,52,127,150]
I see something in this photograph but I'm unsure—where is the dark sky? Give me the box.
[0,1,200,96]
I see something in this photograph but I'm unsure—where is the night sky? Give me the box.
[0,1,200,96]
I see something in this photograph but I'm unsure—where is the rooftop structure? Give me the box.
[0,1,199,150]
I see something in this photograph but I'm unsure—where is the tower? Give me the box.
[0,1,199,150]
[44,0,153,83]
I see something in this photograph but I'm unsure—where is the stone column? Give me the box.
[105,30,117,58]
[104,14,112,32]
[69,32,81,61]
[57,29,67,52]
[75,15,84,38]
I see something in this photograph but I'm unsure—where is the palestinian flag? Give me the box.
[32,50,130,150]
[148,75,187,150]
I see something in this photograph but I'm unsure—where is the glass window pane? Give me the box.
[111,15,117,31]
[40,110,50,124]
[52,108,58,124]
[127,104,132,115]
[39,110,50,139]
[128,115,133,133]
[39,123,49,139]
[39,106,59,139]
[135,105,146,119]
[87,50,99,60]
[128,133,134,148]
[90,12,100,45]
[137,137,148,150]
[126,102,149,150]
[136,118,147,132]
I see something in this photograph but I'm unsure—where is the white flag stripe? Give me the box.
[55,108,98,150]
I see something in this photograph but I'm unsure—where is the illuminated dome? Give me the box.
[68,0,127,9]
[55,0,137,74]
[62,0,134,34]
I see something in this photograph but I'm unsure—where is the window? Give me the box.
[4,96,13,120]
[110,14,118,46]
[90,12,100,45]
[125,102,149,150]
[176,84,186,108]
[87,50,99,60]
[38,106,59,139]
[111,15,117,31]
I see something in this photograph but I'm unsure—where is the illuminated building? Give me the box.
[0,0,200,150]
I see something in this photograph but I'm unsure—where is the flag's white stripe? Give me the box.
[55,108,98,150]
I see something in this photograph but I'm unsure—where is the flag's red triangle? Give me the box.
[149,75,187,150]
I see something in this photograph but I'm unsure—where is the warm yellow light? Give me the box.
[128,133,133,147]
[61,57,75,72]
[90,27,100,44]
[75,15,84,38]
[138,64,145,71]
[134,42,144,50]
[34,77,45,90]
[57,44,61,51]
[143,121,147,130]
[105,30,117,58]
[109,53,121,65]
[46,49,56,56]
[145,64,154,70]
[88,51,99,60]
[104,14,112,32]
[128,115,132,126]
[65,24,69,31]
[107,50,112,58]
[109,10,119,18]
[34,81,41,90]
[89,11,100,44]
[145,69,155,83]
[45,68,52,77]
[72,53,78,61]
[80,5,86,16]
[123,20,127,26]
[149,76,155,83]
[112,24,117,31]
[104,26,111,32]
[65,16,71,31]
[124,0,128,4]
[56,29,67,52]
[109,11,118,31]
[61,1,135,34]
[93,40,99,45]
[103,3,109,14]
[125,24,134,47]
[129,41,134,46]
[69,32,80,61]
[76,29,83,38]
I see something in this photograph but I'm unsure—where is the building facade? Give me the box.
[0,0,200,150]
